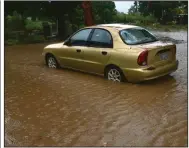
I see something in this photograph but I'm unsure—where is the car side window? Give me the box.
[89,29,113,48]
[70,29,92,46]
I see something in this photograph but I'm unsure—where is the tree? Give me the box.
[91,1,117,24]
[137,1,187,23]
[5,1,82,39]
[48,1,81,39]
[4,1,50,20]
[128,1,138,14]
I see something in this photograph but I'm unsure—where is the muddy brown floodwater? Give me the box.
[5,31,188,146]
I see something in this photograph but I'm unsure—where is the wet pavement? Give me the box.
[5,31,188,146]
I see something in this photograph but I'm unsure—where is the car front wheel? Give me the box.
[46,55,59,69]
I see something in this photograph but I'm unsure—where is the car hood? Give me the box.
[45,42,64,49]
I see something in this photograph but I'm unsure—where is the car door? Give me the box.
[58,28,92,70]
[81,28,113,74]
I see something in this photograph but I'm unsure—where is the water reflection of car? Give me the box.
[42,24,178,83]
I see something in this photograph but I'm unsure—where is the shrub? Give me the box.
[79,24,85,29]
[25,19,43,32]
[115,13,157,26]
[143,15,157,25]
[116,12,126,23]
[152,22,160,27]
[164,28,171,32]
[135,20,141,26]
[24,35,45,43]
[125,14,143,23]
[167,21,177,25]
[5,11,24,31]
[5,39,19,46]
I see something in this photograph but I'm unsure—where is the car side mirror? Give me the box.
[64,39,71,46]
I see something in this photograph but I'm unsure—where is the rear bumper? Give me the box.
[122,60,179,82]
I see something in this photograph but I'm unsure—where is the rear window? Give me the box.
[119,27,158,45]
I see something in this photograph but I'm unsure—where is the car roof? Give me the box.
[97,23,138,29]
[84,23,139,32]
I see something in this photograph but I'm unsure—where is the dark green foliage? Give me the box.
[5,11,24,31]
[5,39,19,46]
[4,1,188,45]
[24,35,45,43]
[137,1,188,23]
[115,12,157,25]
[91,1,117,24]
[25,19,43,32]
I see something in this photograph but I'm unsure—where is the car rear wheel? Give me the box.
[105,67,125,82]
[46,55,59,69]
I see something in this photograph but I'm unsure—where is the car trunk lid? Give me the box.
[134,41,176,67]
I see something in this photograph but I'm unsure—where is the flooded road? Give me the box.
[5,31,187,146]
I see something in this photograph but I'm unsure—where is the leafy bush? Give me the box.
[5,39,19,46]
[24,35,45,43]
[79,24,85,29]
[167,21,177,25]
[5,11,24,31]
[164,28,171,32]
[25,19,43,32]
[115,13,157,25]
[143,15,157,25]
[135,20,141,26]
[152,22,160,27]
[116,12,125,23]
[125,14,140,23]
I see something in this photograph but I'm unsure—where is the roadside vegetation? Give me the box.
[5,1,188,46]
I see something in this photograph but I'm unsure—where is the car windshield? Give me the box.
[119,28,158,45]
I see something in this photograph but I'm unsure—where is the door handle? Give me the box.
[102,51,107,55]
[76,49,81,53]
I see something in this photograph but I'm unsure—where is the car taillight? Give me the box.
[137,50,148,66]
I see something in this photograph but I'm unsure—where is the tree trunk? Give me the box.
[57,16,71,40]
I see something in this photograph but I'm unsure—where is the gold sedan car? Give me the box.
[42,24,178,83]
